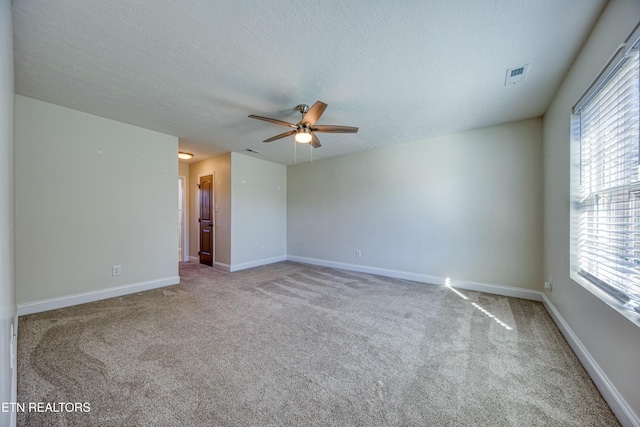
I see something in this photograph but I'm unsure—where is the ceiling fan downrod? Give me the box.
[295,104,309,115]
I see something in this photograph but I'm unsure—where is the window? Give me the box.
[571,28,640,326]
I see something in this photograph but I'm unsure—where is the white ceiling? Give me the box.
[13,0,606,165]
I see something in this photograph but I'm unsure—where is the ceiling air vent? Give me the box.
[505,64,529,85]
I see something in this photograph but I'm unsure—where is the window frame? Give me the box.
[570,24,640,328]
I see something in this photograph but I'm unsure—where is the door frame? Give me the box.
[196,172,215,265]
[178,176,189,262]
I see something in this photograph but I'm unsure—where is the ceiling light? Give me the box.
[295,128,312,144]
[178,152,193,160]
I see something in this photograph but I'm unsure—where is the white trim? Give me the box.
[189,256,199,263]
[570,270,640,327]
[451,277,543,301]
[229,256,287,272]
[214,262,231,272]
[178,175,189,262]
[11,313,17,427]
[286,256,543,301]
[17,276,180,316]
[541,294,639,427]
[288,255,444,283]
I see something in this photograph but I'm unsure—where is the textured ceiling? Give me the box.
[13,0,606,165]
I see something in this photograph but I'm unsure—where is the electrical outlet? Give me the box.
[356,250,362,258]
[112,265,122,276]
[544,277,553,291]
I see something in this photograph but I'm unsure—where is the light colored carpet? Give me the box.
[17,261,618,426]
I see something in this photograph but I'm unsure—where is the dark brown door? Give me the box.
[199,174,214,266]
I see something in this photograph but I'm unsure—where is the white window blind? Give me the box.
[574,39,640,320]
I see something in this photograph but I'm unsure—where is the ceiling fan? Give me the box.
[248,101,358,148]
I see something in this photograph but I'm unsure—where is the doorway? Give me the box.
[199,174,214,266]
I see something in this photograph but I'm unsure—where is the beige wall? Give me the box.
[188,152,286,270]
[542,0,640,422]
[15,96,179,306]
[179,162,190,177]
[188,153,231,266]
[0,0,15,423]
[288,118,543,291]
[230,152,286,268]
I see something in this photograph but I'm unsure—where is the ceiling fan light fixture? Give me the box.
[295,128,312,144]
[178,151,193,160]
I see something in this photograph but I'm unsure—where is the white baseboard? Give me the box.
[214,262,231,272]
[286,256,543,301]
[451,277,543,301]
[541,294,639,427]
[17,276,180,316]
[190,257,288,272]
[229,255,287,272]
[186,255,226,270]
[11,313,18,427]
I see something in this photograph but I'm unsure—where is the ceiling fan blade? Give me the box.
[301,101,327,126]
[311,125,358,134]
[248,115,297,128]
[310,133,321,148]
[263,130,296,142]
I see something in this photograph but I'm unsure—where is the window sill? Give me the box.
[570,271,640,328]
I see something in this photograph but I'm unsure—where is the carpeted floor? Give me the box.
[17,261,619,426]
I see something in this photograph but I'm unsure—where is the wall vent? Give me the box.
[246,148,261,153]
[505,63,529,85]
